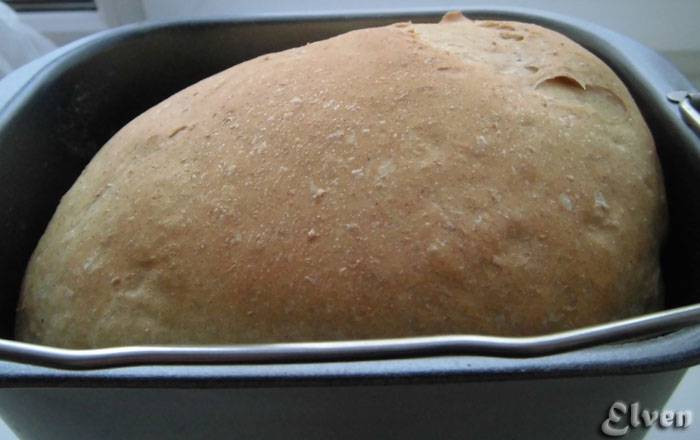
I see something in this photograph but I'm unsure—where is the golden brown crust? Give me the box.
[16,13,666,348]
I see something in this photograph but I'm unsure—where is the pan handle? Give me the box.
[668,91,700,135]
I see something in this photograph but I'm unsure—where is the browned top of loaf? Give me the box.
[16,12,666,348]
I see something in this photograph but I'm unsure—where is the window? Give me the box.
[2,0,95,12]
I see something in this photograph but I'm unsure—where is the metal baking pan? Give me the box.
[0,6,699,439]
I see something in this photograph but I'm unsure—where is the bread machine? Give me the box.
[0,7,698,439]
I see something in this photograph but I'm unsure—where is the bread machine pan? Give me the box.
[0,7,699,440]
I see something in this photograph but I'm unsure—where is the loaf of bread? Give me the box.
[16,12,667,348]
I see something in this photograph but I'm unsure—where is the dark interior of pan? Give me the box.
[0,7,699,372]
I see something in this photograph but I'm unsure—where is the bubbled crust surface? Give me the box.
[16,14,667,348]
